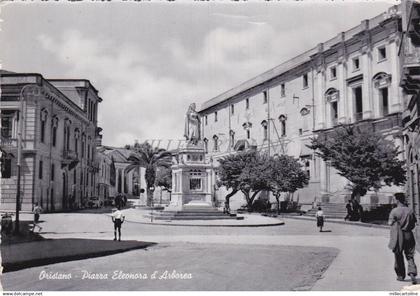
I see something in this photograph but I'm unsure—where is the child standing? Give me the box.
[316,207,325,232]
[32,202,43,232]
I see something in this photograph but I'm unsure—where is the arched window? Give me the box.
[242,122,252,140]
[261,121,268,140]
[325,88,339,126]
[40,109,48,143]
[74,128,80,154]
[81,133,86,159]
[51,116,58,147]
[279,115,287,137]
[373,72,391,117]
[229,130,235,147]
[203,138,208,153]
[63,119,71,150]
[300,108,310,132]
[213,135,219,152]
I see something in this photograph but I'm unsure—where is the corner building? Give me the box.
[0,71,102,212]
[199,6,404,209]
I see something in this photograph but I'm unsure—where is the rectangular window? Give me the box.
[378,46,386,61]
[1,158,12,178]
[353,57,360,71]
[205,116,208,126]
[1,110,15,139]
[190,178,202,191]
[39,160,43,179]
[52,126,57,147]
[331,101,338,126]
[41,120,46,143]
[231,104,234,115]
[380,88,389,116]
[214,112,218,122]
[246,98,249,109]
[74,170,77,185]
[354,86,363,121]
[303,74,308,88]
[263,91,268,104]
[330,67,337,80]
[247,129,250,139]
[51,164,55,181]
[299,128,303,136]
[281,83,285,97]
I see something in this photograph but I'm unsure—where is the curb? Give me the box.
[2,241,156,273]
[281,215,389,229]
[108,212,285,227]
[123,218,285,227]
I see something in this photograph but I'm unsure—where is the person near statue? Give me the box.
[388,192,418,284]
[184,103,201,145]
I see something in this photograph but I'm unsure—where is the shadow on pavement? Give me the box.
[1,238,156,273]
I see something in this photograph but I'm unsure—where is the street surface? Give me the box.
[1,209,418,291]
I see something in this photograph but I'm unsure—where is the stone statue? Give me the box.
[184,103,201,145]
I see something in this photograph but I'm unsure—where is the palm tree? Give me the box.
[125,142,172,206]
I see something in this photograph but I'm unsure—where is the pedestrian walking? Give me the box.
[388,192,418,284]
[32,202,43,232]
[315,207,325,232]
[111,208,125,241]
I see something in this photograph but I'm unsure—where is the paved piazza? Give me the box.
[1,210,418,291]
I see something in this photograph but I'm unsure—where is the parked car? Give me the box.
[87,197,102,208]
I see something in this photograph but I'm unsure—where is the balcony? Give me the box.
[354,112,363,122]
[62,149,79,170]
[0,136,16,149]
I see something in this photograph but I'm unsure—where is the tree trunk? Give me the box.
[249,190,260,210]
[225,189,238,212]
[276,195,280,214]
[241,189,252,211]
[146,187,153,206]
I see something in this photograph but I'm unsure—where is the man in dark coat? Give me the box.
[388,192,418,284]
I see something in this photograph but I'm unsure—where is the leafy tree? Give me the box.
[239,152,271,210]
[217,151,256,211]
[308,124,406,198]
[217,150,271,211]
[268,155,309,214]
[125,142,172,206]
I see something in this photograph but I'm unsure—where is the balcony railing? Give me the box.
[354,112,363,122]
[62,150,78,160]
[0,136,16,148]
[62,149,79,169]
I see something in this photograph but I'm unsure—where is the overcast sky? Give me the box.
[0,1,396,147]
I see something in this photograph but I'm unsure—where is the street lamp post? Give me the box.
[15,85,40,234]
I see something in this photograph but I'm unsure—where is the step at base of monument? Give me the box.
[146,209,240,220]
[306,203,347,219]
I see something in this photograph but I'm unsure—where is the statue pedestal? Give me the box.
[166,141,215,211]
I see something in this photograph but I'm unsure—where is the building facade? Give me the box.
[199,5,404,209]
[400,0,420,230]
[0,71,102,212]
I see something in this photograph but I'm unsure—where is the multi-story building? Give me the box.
[0,71,102,212]
[199,5,404,209]
[400,0,420,234]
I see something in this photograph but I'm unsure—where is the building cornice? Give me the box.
[199,5,401,114]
